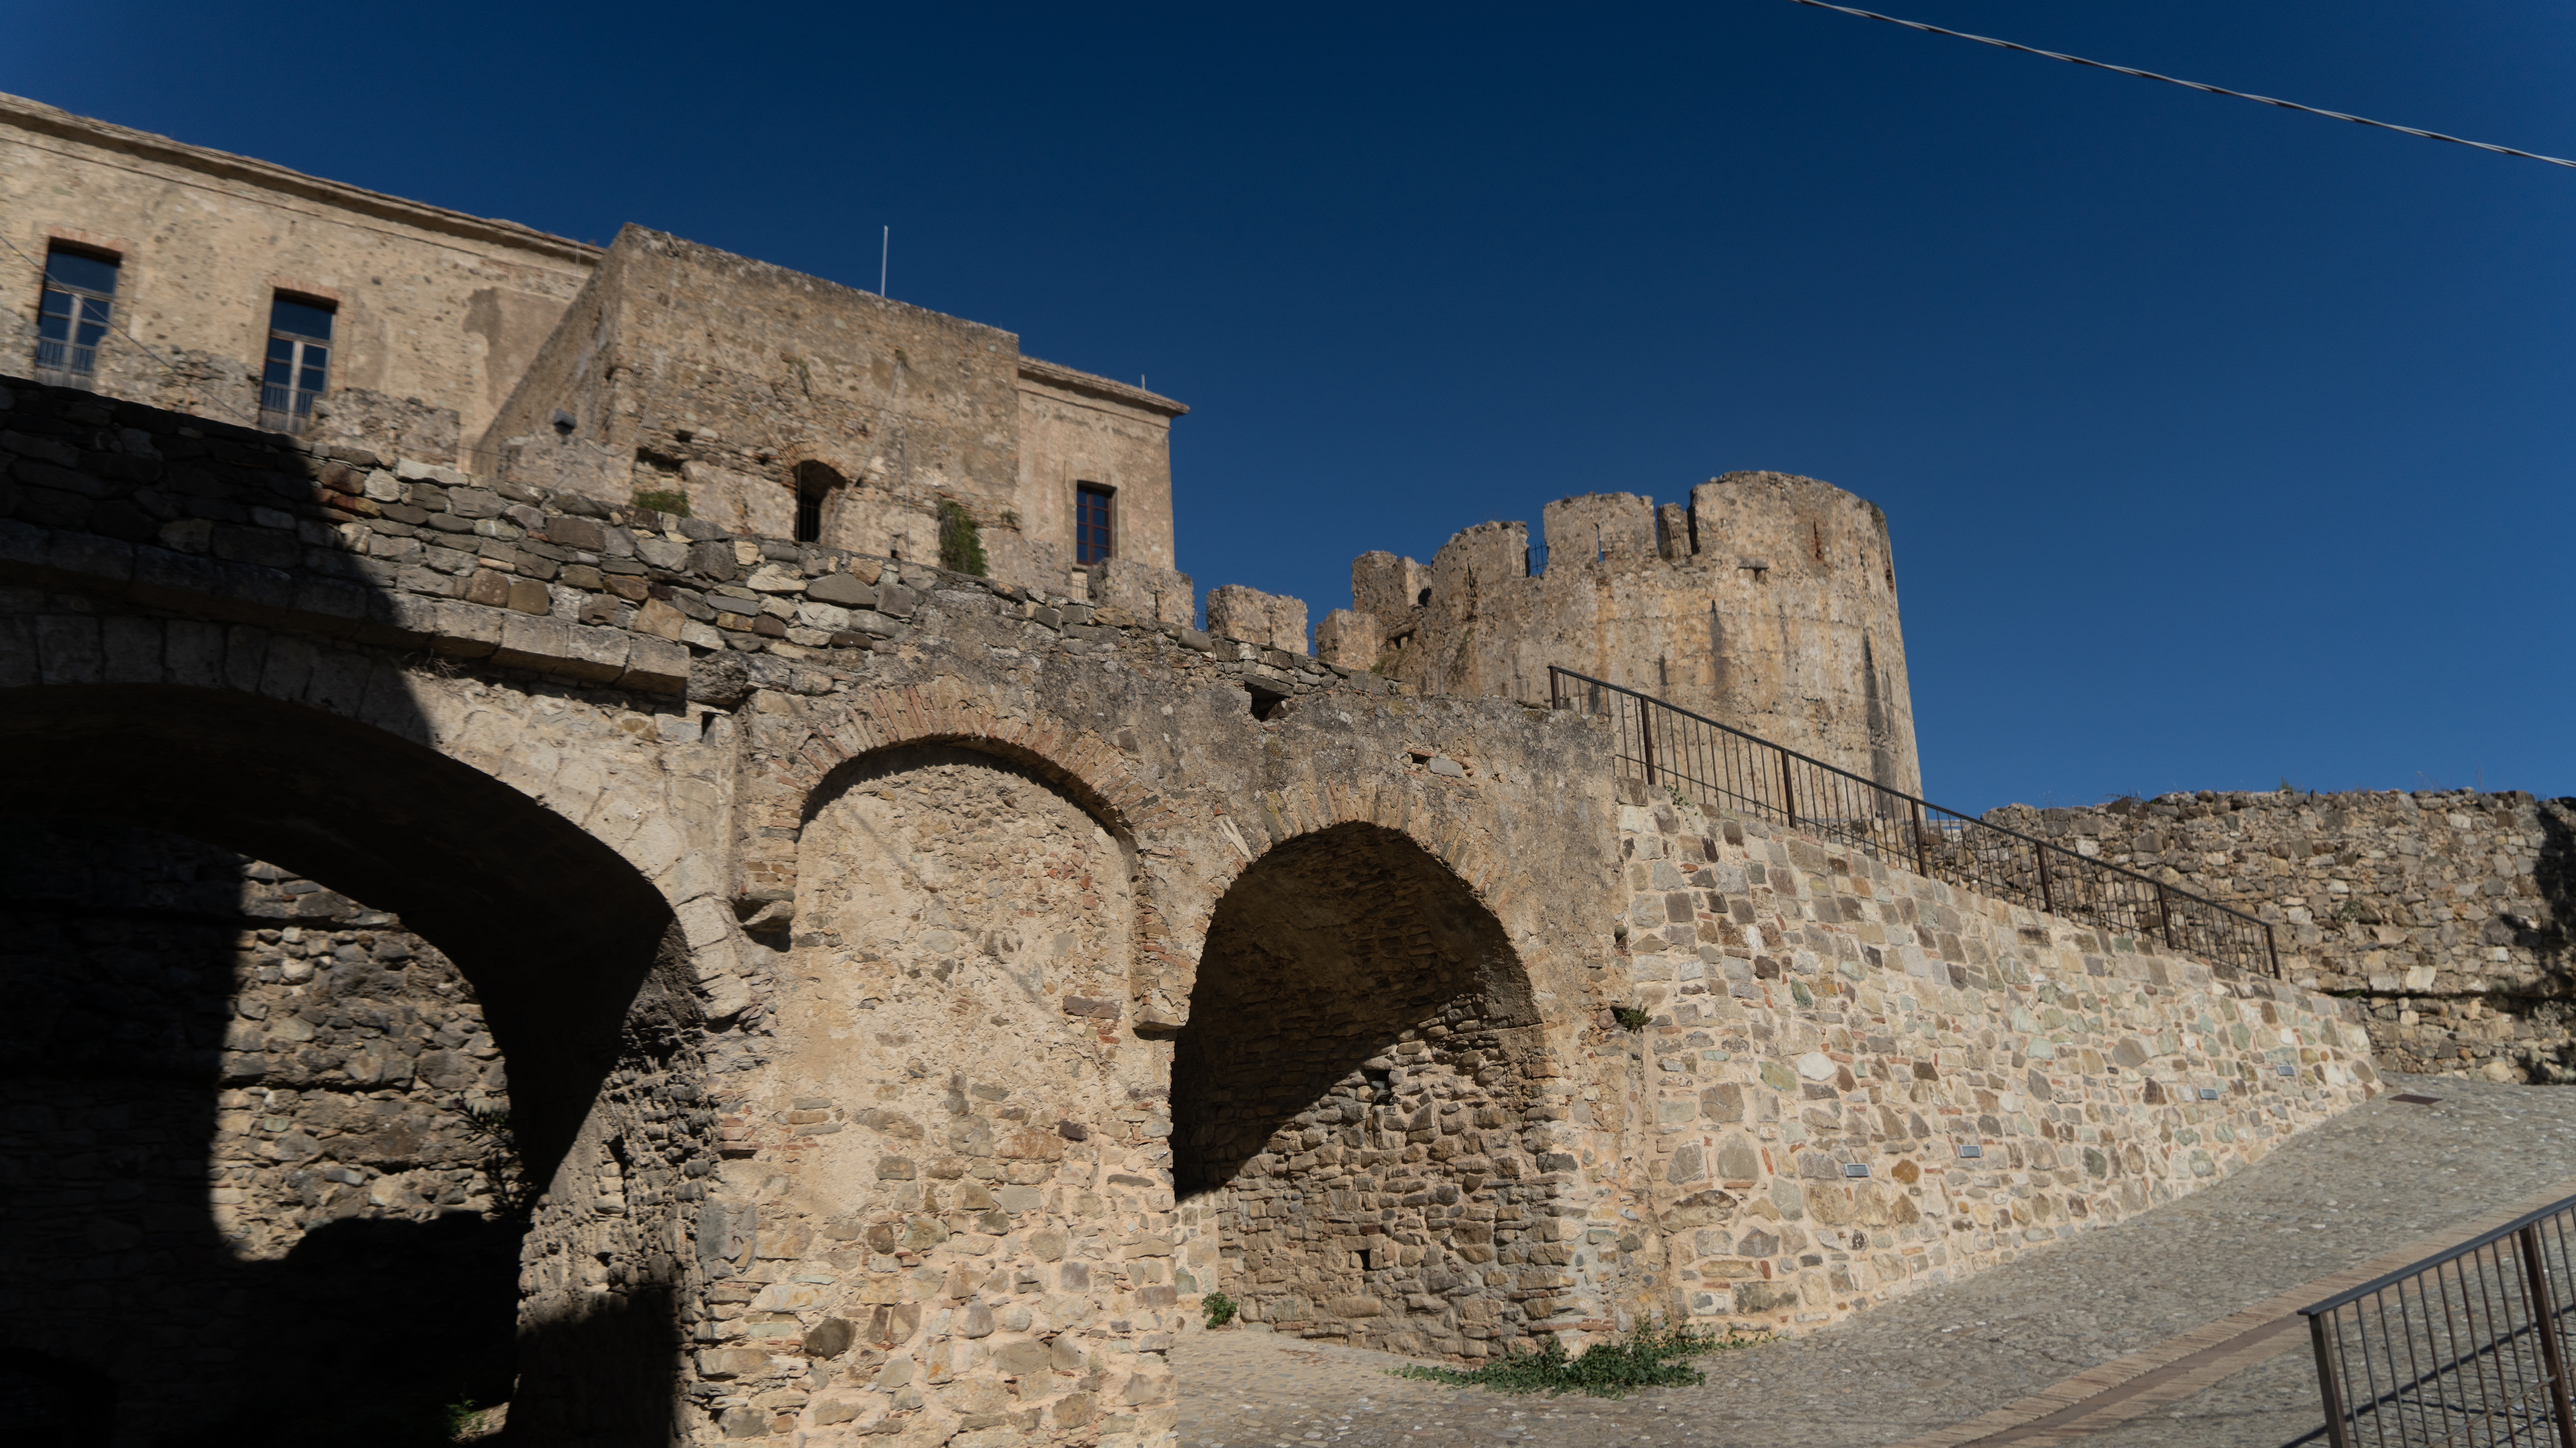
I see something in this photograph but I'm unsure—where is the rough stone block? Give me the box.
[1315,609,1379,671]
[490,614,574,674]
[1206,584,1308,655]
[99,616,162,683]
[1086,558,1194,628]
[619,636,690,695]
[33,614,102,684]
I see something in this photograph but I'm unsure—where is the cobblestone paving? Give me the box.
[1175,1076,2576,1447]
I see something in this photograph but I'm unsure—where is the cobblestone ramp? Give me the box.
[1175,1073,2576,1447]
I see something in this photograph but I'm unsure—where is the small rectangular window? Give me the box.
[1075,482,1115,564]
[34,246,119,387]
[260,293,334,434]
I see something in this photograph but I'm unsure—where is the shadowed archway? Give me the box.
[1170,823,1554,1359]
[0,683,687,1446]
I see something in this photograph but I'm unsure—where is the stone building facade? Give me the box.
[0,373,2384,1445]
[0,93,1183,602]
[1330,472,1922,795]
[1987,790,2574,1083]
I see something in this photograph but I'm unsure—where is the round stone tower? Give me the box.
[1336,470,1919,795]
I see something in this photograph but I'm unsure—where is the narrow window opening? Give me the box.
[260,293,334,434]
[1415,588,1431,608]
[793,461,846,545]
[34,245,119,387]
[1074,482,1115,564]
[1247,684,1288,722]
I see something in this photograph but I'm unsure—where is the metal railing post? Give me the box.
[2155,882,2178,952]
[2307,1313,2354,1448]
[1910,800,1929,877]
[2265,922,2281,979]
[1640,698,1658,787]
[2520,1223,2576,1448]
[2035,842,2056,915]
[1778,749,1796,829]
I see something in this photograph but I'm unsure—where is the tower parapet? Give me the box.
[1349,470,1920,794]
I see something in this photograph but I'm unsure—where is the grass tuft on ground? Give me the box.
[1392,1319,1764,1399]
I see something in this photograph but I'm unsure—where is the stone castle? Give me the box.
[0,91,2559,1448]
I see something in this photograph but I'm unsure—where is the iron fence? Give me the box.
[2304,1193,2576,1447]
[1547,666,2279,975]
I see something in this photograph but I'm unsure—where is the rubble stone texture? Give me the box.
[1607,791,2378,1334]
[0,372,2400,1445]
[0,820,523,1442]
[1989,790,2574,1081]
[1354,473,1921,795]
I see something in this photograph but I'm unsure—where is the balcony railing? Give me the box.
[1548,666,2280,976]
[259,383,319,435]
[32,337,96,388]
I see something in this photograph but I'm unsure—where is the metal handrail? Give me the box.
[1548,666,2282,977]
[2303,1191,2576,1446]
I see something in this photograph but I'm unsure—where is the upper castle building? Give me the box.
[0,90,1187,599]
[2,88,1918,792]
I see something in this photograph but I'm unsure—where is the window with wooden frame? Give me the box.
[34,245,119,386]
[1074,482,1115,564]
[260,293,335,433]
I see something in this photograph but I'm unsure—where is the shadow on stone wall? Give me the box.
[2509,800,2576,1079]
[1170,823,1552,1356]
[0,686,678,1443]
[0,819,521,1445]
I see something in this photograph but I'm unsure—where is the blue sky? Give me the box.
[10,1,2569,811]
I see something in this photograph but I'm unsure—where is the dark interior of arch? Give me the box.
[0,684,680,1445]
[0,684,673,1176]
[0,818,523,1445]
[1171,823,1545,1352]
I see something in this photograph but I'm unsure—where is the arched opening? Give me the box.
[0,684,685,1446]
[723,741,1170,1441]
[795,460,846,544]
[1171,824,1551,1360]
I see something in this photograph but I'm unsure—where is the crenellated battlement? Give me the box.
[1332,470,1920,793]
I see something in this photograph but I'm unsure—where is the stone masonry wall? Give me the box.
[0,819,526,1443]
[1599,787,2379,1335]
[1987,790,2575,1083]
[1173,824,1560,1362]
[1351,472,1921,794]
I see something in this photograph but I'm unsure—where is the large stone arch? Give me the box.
[706,736,1179,1443]
[1170,821,1566,1361]
[738,681,1198,1018]
[0,678,703,1446]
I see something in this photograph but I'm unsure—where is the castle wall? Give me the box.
[0,375,2391,1442]
[1015,358,1184,582]
[1356,472,1921,795]
[480,228,1184,600]
[0,91,595,456]
[1606,788,2378,1335]
[1988,790,2575,1083]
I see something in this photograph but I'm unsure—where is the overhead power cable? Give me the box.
[1790,0,2576,171]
